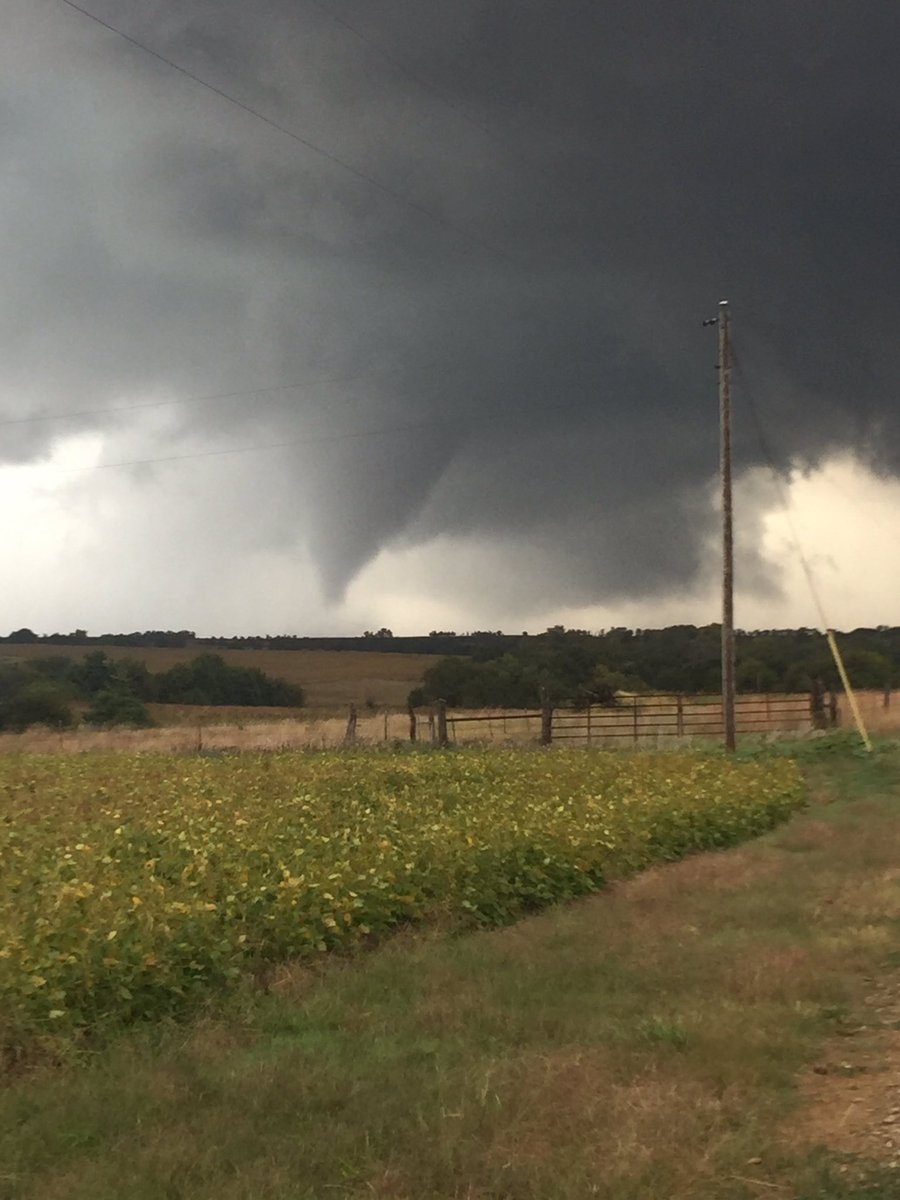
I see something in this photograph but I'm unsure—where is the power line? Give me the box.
[731,344,833,631]
[731,343,891,519]
[738,316,884,445]
[733,342,878,753]
[23,422,434,475]
[304,1,590,230]
[305,0,496,142]
[0,372,377,428]
[40,0,593,480]
[54,0,516,265]
[17,405,536,475]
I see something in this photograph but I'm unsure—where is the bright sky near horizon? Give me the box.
[2,430,896,636]
[2,1,898,637]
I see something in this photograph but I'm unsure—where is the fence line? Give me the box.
[549,693,812,745]
[425,692,819,748]
[7,690,891,756]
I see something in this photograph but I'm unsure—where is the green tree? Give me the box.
[735,657,779,692]
[150,655,303,707]
[84,687,154,728]
[7,627,38,644]
[0,682,74,732]
[68,651,117,696]
[29,656,75,685]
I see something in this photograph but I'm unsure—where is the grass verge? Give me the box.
[1,739,899,1198]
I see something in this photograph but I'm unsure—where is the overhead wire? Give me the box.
[302,0,578,214]
[732,342,898,546]
[731,344,832,631]
[16,403,540,475]
[739,316,876,444]
[53,0,517,265]
[304,0,498,144]
[0,371,376,428]
[33,0,596,468]
[732,342,873,749]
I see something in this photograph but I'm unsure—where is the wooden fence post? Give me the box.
[344,704,358,745]
[408,703,417,743]
[632,698,639,745]
[884,684,892,710]
[675,695,684,739]
[828,690,839,728]
[540,688,553,746]
[809,679,827,730]
[436,699,449,748]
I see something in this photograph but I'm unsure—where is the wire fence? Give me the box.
[7,690,891,756]
[439,692,817,747]
[549,693,811,745]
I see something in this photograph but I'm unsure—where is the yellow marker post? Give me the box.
[825,629,873,753]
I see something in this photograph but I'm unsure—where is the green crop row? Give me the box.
[0,749,804,1050]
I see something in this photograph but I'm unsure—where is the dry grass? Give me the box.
[839,689,900,733]
[488,1052,737,1197]
[0,694,890,756]
[0,705,542,754]
[0,710,422,754]
[446,708,544,746]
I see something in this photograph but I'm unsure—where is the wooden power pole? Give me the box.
[718,300,736,751]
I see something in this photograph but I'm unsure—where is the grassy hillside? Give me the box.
[0,645,440,709]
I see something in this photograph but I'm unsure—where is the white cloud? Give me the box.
[347,455,900,635]
[2,434,898,638]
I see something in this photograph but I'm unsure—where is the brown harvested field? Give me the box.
[0,645,440,709]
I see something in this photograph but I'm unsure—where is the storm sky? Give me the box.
[2,1,898,635]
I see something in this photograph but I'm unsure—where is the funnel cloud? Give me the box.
[1,1,898,627]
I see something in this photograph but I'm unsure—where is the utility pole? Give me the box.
[718,300,736,751]
[704,300,736,751]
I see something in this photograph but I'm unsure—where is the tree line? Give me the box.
[5,625,900,689]
[2,623,897,722]
[409,624,898,709]
[0,652,304,733]
[0,627,517,656]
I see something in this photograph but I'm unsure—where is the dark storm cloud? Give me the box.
[2,0,898,607]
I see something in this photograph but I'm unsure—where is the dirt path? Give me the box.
[790,970,900,1176]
